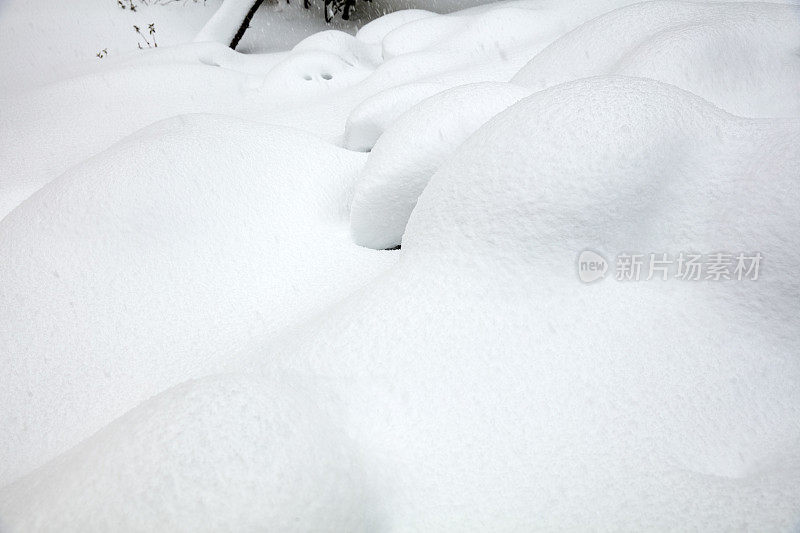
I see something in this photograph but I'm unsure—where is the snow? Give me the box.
[194,0,261,46]
[1,0,800,530]
[512,1,800,118]
[0,114,395,487]
[354,9,438,45]
[0,0,224,95]
[342,81,450,151]
[0,374,377,532]
[0,0,622,220]
[351,81,531,249]
[283,76,800,529]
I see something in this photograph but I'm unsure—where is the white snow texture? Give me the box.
[1,0,799,531]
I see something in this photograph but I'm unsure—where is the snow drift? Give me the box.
[512,1,800,117]
[3,76,799,530]
[342,81,450,151]
[350,81,531,249]
[2,0,800,530]
[0,0,660,219]
[0,114,395,486]
[0,374,377,532]
[285,76,800,529]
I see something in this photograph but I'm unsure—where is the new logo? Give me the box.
[577,250,608,283]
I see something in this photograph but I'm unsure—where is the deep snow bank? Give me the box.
[4,77,799,530]
[0,114,395,486]
[280,76,800,529]
[2,0,800,530]
[3,0,798,219]
[0,0,655,220]
[350,81,531,249]
[512,1,800,117]
[0,374,376,532]
[342,81,450,151]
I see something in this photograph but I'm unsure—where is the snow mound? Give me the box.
[377,1,655,63]
[0,374,376,532]
[351,81,530,249]
[9,76,796,531]
[342,81,451,151]
[512,1,800,117]
[380,13,468,60]
[0,60,260,220]
[260,49,373,95]
[292,29,383,69]
[0,114,395,486]
[355,9,437,46]
[281,77,800,528]
[0,0,656,219]
[4,1,800,529]
[258,30,384,96]
[406,75,800,268]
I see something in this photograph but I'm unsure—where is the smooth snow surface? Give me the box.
[2,0,800,530]
[0,374,377,532]
[0,0,223,95]
[512,1,800,117]
[0,115,394,486]
[1,0,657,219]
[343,81,450,151]
[4,75,799,531]
[351,81,531,249]
[286,77,800,530]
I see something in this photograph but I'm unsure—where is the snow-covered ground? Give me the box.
[1,0,799,530]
